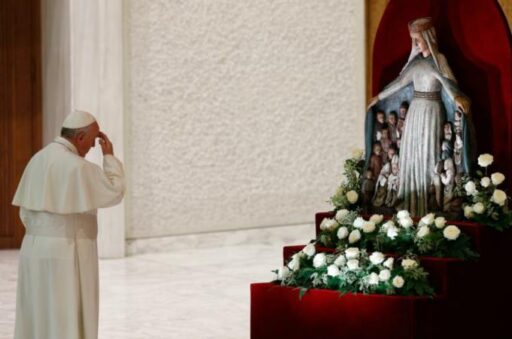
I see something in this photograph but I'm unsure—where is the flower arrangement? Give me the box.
[329,149,364,211]
[462,153,512,231]
[317,210,478,260]
[275,245,434,297]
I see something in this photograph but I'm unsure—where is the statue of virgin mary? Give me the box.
[366,17,475,217]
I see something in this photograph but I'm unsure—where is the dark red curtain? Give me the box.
[372,0,512,192]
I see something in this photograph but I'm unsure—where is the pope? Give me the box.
[12,110,125,339]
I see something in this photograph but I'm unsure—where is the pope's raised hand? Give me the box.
[98,132,114,155]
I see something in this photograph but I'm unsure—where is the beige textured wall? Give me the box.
[125,0,366,239]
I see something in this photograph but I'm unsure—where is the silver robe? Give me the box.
[378,55,460,216]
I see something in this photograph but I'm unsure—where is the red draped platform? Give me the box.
[250,1,511,338]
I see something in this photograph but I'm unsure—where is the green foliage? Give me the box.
[329,154,365,211]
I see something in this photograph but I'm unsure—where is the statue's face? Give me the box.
[399,107,407,117]
[389,115,397,125]
[377,113,385,123]
[410,32,430,56]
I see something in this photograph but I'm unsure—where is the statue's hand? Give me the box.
[367,96,379,111]
[455,96,471,114]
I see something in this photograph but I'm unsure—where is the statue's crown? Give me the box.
[408,17,434,33]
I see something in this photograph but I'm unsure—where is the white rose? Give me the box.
[399,216,414,229]
[368,272,379,285]
[480,177,491,188]
[334,255,347,267]
[335,209,350,222]
[337,226,349,240]
[288,257,300,271]
[348,229,362,244]
[434,217,446,229]
[347,259,359,270]
[387,226,399,240]
[352,148,364,159]
[313,253,327,268]
[302,244,316,257]
[392,275,405,288]
[346,190,359,204]
[464,205,474,218]
[383,257,394,269]
[443,225,461,240]
[419,213,435,226]
[381,220,395,231]
[353,217,365,229]
[320,218,337,231]
[491,172,505,186]
[345,247,360,259]
[464,181,477,195]
[277,266,290,280]
[379,269,391,282]
[478,153,494,167]
[369,214,384,224]
[397,210,410,219]
[362,221,376,233]
[417,226,430,238]
[327,264,340,277]
[369,252,385,265]
[473,202,485,214]
[491,189,507,206]
[401,259,418,270]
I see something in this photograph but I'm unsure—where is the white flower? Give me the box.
[491,189,507,206]
[392,275,405,288]
[369,252,385,265]
[313,253,327,268]
[335,209,350,222]
[383,257,394,269]
[345,247,360,259]
[387,226,399,240]
[277,266,290,280]
[417,226,430,238]
[464,181,477,195]
[399,216,414,228]
[288,257,300,271]
[368,272,379,285]
[337,226,349,240]
[480,177,491,188]
[379,269,391,282]
[491,172,505,186]
[327,264,340,277]
[334,255,347,267]
[362,221,376,233]
[434,217,446,229]
[381,220,395,231]
[397,210,410,219]
[473,202,485,214]
[319,218,337,231]
[347,259,359,270]
[346,190,359,204]
[401,259,418,270]
[443,225,461,240]
[419,213,435,226]
[353,217,365,229]
[302,244,316,257]
[478,153,494,167]
[351,148,364,159]
[464,205,474,218]
[348,229,361,243]
[369,214,384,224]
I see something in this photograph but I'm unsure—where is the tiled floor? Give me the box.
[0,224,312,339]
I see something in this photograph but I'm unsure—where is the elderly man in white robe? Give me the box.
[12,110,125,339]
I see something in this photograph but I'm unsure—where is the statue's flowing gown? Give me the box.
[377,55,461,216]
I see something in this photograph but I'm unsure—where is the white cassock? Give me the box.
[12,136,125,339]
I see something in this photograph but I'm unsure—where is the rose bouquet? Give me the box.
[329,149,364,211]
[275,245,434,297]
[462,153,512,231]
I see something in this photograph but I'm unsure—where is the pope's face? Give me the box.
[410,32,430,56]
[76,122,100,157]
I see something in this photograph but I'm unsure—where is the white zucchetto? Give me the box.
[62,110,97,129]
